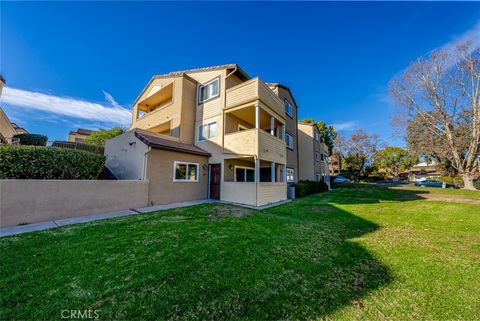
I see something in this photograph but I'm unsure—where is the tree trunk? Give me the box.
[461,173,477,190]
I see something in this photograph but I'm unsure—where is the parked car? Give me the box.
[334,176,352,184]
[415,180,456,188]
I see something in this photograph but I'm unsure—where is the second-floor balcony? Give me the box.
[225,77,285,119]
[224,128,286,164]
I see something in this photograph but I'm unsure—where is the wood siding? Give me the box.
[226,78,285,119]
[224,128,286,164]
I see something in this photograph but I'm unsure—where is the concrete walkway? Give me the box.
[0,199,212,237]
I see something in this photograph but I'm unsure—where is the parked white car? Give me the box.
[334,176,351,184]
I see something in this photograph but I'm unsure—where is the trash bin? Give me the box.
[287,186,295,199]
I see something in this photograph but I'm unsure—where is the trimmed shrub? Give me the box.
[294,180,329,198]
[0,145,106,179]
[12,133,48,146]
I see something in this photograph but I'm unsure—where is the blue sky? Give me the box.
[1,2,479,145]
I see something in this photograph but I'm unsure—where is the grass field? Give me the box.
[1,184,479,320]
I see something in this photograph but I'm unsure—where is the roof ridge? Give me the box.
[153,64,237,79]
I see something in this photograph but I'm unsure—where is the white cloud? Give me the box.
[331,121,358,131]
[1,87,131,126]
[443,20,480,52]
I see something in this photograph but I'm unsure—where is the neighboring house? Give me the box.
[329,152,342,175]
[105,64,329,207]
[408,160,441,181]
[0,107,28,144]
[68,128,95,143]
[297,122,330,187]
[268,83,299,184]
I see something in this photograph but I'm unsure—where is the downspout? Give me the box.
[143,145,152,206]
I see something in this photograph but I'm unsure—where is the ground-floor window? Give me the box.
[174,161,199,182]
[315,173,321,182]
[286,168,295,183]
[235,166,255,182]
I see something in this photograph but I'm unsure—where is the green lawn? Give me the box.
[1,185,479,320]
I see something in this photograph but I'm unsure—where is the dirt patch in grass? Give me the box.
[309,206,334,214]
[210,205,255,221]
[418,193,480,204]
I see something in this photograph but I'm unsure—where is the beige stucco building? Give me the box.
[105,64,329,207]
[298,122,331,187]
[68,128,95,143]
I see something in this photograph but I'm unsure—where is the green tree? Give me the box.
[373,147,417,179]
[300,119,337,155]
[85,127,126,146]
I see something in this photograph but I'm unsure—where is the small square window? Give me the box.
[285,99,293,117]
[174,162,198,182]
[198,78,220,103]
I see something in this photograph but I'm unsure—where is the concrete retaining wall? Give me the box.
[0,180,149,228]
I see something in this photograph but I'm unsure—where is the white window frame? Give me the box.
[315,151,320,162]
[285,132,294,150]
[286,167,295,183]
[198,121,217,141]
[234,166,255,182]
[198,77,220,104]
[315,173,321,182]
[284,99,293,118]
[173,161,199,182]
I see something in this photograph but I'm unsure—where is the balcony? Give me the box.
[223,128,286,163]
[225,77,285,119]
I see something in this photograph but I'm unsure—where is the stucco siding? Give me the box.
[145,149,209,206]
[104,130,149,180]
[0,180,149,227]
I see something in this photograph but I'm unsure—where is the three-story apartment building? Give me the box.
[105,64,328,207]
[107,64,288,207]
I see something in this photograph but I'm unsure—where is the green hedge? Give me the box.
[293,180,329,198]
[0,145,106,179]
[12,133,48,146]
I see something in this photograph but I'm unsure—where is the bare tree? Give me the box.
[390,42,480,190]
[336,129,381,179]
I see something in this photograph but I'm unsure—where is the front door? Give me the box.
[209,164,221,200]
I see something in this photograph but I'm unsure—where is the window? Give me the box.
[235,166,255,182]
[285,133,294,150]
[315,151,320,162]
[287,168,295,183]
[320,153,325,161]
[174,162,198,182]
[198,78,219,103]
[314,131,319,141]
[285,99,293,117]
[315,173,321,182]
[198,122,217,141]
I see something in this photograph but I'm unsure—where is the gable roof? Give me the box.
[134,129,211,157]
[267,83,299,108]
[132,64,251,107]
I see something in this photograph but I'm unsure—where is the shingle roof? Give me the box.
[134,129,211,157]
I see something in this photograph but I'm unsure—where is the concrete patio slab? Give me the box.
[0,221,58,237]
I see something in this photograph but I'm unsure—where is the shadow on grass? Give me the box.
[0,197,392,320]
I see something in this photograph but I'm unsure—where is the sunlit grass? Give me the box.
[1,185,478,320]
